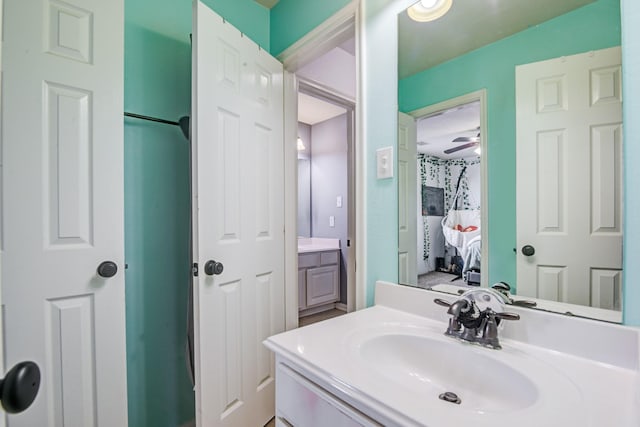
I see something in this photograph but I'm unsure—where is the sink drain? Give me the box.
[439,391,461,404]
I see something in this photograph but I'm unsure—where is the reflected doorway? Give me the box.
[399,90,488,290]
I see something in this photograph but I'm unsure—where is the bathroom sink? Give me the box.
[346,323,587,425]
[266,284,639,426]
[359,334,538,412]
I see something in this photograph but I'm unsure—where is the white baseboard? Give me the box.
[335,303,348,312]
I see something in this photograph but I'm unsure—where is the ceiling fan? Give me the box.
[444,129,480,154]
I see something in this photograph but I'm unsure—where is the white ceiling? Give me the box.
[398,0,595,78]
[417,101,480,159]
[297,39,356,125]
[298,92,347,125]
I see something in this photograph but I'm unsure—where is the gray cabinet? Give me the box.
[298,250,340,312]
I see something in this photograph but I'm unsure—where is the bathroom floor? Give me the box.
[417,271,462,288]
[299,308,346,327]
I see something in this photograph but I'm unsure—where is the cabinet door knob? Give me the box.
[204,260,224,276]
[97,261,118,278]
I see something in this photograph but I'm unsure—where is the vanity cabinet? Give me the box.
[275,360,381,427]
[298,250,340,312]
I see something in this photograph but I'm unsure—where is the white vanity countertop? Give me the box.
[297,237,340,253]
[265,282,640,427]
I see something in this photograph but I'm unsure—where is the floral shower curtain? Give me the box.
[419,154,480,262]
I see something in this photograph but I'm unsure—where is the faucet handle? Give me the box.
[495,312,520,321]
[433,298,451,308]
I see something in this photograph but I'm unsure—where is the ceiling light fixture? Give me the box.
[407,0,453,22]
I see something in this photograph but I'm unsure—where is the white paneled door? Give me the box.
[398,113,417,285]
[192,2,285,426]
[1,0,127,425]
[516,47,623,309]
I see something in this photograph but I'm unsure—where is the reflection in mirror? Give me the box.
[415,102,481,288]
[397,0,622,322]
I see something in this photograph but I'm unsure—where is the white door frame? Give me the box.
[406,90,489,288]
[278,1,364,330]
[0,0,5,421]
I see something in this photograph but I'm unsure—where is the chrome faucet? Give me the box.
[491,282,537,308]
[434,287,520,350]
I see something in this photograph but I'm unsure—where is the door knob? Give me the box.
[204,260,224,276]
[0,361,40,414]
[521,245,535,256]
[97,261,118,278]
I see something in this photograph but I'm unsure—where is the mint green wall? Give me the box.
[124,1,270,426]
[361,0,399,306]
[361,0,417,306]
[124,20,194,427]
[127,0,270,47]
[398,0,621,290]
[270,0,351,56]
[621,0,640,326]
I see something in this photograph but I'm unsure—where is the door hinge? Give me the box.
[347,240,351,247]
[192,263,199,277]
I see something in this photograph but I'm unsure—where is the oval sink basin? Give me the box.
[359,334,538,413]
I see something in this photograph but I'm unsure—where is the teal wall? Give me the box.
[124,18,194,427]
[361,0,416,306]
[621,0,640,325]
[127,0,270,48]
[124,1,269,426]
[398,0,621,290]
[270,0,351,56]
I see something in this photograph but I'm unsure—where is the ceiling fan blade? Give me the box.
[444,141,479,154]
[452,136,480,143]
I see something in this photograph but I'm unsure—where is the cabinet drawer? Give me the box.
[276,363,380,427]
[298,253,320,268]
[320,250,339,265]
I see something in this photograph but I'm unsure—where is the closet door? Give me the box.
[192,2,285,426]
[1,0,127,425]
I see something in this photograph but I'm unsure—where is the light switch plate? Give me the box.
[336,196,342,208]
[376,146,393,179]
[329,216,335,227]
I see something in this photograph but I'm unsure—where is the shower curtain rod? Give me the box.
[124,111,180,126]
[124,112,190,140]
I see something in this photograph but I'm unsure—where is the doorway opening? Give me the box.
[296,79,355,326]
[281,26,357,327]
[404,90,488,290]
[417,100,481,287]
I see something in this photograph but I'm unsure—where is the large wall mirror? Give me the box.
[397,0,622,322]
